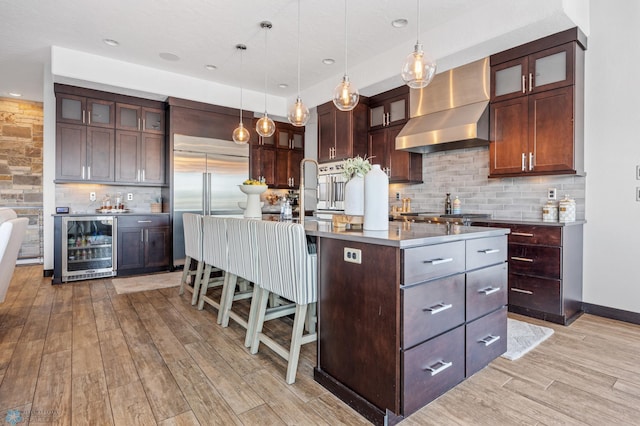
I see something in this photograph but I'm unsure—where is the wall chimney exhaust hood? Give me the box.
[396,58,490,153]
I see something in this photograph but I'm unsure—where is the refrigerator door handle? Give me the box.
[207,173,213,216]
[202,172,208,216]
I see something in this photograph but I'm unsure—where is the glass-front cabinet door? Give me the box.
[142,108,164,134]
[529,43,574,94]
[87,99,114,128]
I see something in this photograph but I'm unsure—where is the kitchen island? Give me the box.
[304,220,510,425]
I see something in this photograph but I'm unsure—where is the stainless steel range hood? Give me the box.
[396,58,490,153]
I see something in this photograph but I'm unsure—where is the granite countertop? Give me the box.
[303,220,509,249]
[471,218,586,226]
[52,212,170,217]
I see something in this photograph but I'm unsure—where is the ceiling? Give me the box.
[0,0,582,105]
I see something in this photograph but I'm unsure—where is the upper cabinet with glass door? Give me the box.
[369,86,409,130]
[491,43,577,103]
[116,103,165,134]
[56,94,114,128]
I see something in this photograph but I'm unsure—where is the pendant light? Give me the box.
[256,21,276,138]
[332,0,359,112]
[232,44,250,144]
[401,0,437,89]
[287,0,310,126]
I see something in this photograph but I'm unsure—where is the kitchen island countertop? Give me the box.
[303,219,509,249]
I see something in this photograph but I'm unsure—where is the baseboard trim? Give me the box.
[582,303,640,326]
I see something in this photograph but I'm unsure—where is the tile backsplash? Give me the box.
[389,147,586,221]
[55,183,163,214]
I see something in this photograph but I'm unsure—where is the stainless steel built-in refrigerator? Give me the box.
[173,135,248,266]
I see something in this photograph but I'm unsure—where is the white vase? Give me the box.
[344,174,364,216]
[364,164,389,231]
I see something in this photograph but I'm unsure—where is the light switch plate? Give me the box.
[344,247,362,264]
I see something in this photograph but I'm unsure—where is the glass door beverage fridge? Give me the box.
[61,216,116,282]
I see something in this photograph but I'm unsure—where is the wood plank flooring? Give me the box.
[1,265,639,425]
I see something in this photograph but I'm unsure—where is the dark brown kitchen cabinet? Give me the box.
[489,28,586,178]
[56,94,114,128]
[56,123,115,182]
[479,221,583,325]
[315,232,508,424]
[251,121,303,188]
[369,86,409,130]
[117,215,170,275]
[368,124,422,183]
[116,103,165,134]
[115,130,165,185]
[317,100,368,163]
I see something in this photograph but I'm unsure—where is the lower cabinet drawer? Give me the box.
[509,273,562,314]
[402,274,465,348]
[403,241,465,285]
[466,263,508,321]
[466,306,507,377]
[508,244,561,279]
[402,325,465,416]
[118,215,169,228]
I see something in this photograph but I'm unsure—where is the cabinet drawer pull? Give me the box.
[423,360,452,376]
[478,248,500,254]
[423,257,453,265]
[511,256,533,262]
[137,220,152,223]
[511,288,533,295]
[479,287,500,295]
[478,335,501,347]
[423,302,452,315]
[511,232,534,237]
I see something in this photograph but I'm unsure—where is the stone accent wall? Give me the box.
[0,97,44,260]
[389,146,586,221]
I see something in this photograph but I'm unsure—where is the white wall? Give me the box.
[583,0,640,313]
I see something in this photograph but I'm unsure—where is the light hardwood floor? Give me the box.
[1,265,639,425]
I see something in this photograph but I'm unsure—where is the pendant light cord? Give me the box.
[296,0,302,97]
[416,0,421,44]
[239,47,244,122]
[344,0,348,76]
[263,25,269,112]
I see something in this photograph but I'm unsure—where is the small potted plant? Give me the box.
[342,155,372,216]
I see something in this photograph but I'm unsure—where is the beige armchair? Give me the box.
[0,208,28,303]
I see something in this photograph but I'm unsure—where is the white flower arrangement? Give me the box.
[342,155,372,181]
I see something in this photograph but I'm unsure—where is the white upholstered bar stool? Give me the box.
[196,216,228,316]
[251,220,318,384]
[218,217,262,346]
[178,213,205,305]
[0,208,28,303]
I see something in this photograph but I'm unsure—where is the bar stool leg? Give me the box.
[286,303,308,384]
[190,260,204,305]
[178,255,192,295]
[197,263,212,310]
[250,288,271,355]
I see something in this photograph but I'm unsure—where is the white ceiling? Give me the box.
[0,0,585,104]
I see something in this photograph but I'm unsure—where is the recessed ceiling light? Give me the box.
[159,52,180,61]
[391,18,408,28]
[204,64,217,71]
[8,92,22,97]
[278,83,289,89]
[322,58,335,65]
[103,38,120,47]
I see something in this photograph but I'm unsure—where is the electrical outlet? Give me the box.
[548,188,557,200]
[127,193,133,201]
[637,187,640,202]
[636,165,640,180]
[89,192,96,202]
[396,192,400,200]
[343,247,362,264]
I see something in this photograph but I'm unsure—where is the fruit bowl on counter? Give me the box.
[238,180,267,218]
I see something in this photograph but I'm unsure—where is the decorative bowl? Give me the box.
[238,184,268,195]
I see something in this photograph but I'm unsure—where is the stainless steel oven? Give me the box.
[61,216,116,282]
[316,161,346,217]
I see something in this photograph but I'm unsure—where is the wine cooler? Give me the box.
[61,216,117,282]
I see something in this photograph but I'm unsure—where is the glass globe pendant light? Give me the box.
[232,44,250,144]
[332,0,359,112]
[401,0,437,89]
[287,0,310,126]
[256,21,276,138]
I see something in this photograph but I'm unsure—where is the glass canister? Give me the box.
[558,195,576,222]
[542,201,558,222]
